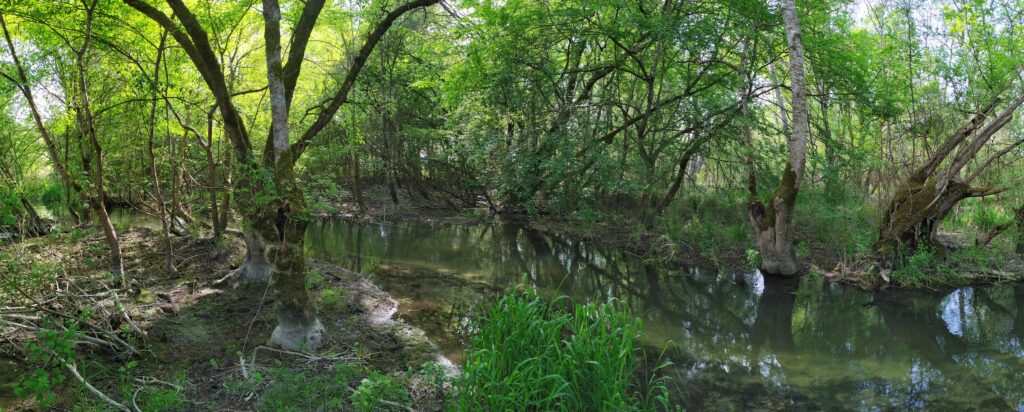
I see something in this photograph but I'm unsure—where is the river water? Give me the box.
[304,218,1024,411]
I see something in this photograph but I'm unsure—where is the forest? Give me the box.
[2,0,1024,410]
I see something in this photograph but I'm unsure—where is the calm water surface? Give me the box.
[304,219,1024,410]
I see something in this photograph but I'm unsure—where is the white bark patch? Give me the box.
[781,0,809,187]
[263,0,290,163]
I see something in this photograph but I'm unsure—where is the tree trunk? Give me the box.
[147,31,176,275]
[234,158,323,350]
[205,112,222,239]
[75,0,125,283]
[747,0,810,276]
[749,167,801,275]
[656,151,693,214]
[351,151,365,210]
[259,0,323,352]
[15,196,50,237]
[875,91,1024,264]
[1016,206,1024,254]
[218,141,233,235]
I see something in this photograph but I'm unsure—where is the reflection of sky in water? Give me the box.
[941,288,974,338]
[304,219,1024,411]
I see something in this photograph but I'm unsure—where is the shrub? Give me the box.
[745,249,760,268]
[454,291,671,411]
[14,317,82,408]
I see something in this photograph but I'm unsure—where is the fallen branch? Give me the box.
[63,359,132,412]
[249,345,356,368]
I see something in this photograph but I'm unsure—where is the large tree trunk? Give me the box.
[749,167,801,275]
[258,0,323,352]
[875,91,1024,264]
[235,159,322,351]
[746,0,810,276]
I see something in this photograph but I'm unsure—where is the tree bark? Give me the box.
[352,151,365,210]
[205,111,222,238]
[747,1,809,276]
[875,90,1024,263]
[1016,206,1024,254]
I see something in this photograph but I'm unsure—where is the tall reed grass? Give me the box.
[454,291,673,411]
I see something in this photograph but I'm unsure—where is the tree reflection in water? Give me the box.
[305,219,1024,410]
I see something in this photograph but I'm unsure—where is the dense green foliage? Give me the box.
[0,0,1020,278]
[4,0,1024,408]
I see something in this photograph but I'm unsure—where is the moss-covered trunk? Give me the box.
[749,165,801,276]
[873,88,1024,266]
[874,158,1005,264]
[235,158,322,351]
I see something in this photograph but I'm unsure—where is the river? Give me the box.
[304,218,1024,411]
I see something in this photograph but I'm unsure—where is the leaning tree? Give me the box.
[123,0,440,351]
[875,87,1024,267]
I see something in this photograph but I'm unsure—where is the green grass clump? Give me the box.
[319,289,347,310]
[454,291,672,411]
[257,364,357,411]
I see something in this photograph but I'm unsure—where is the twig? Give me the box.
[132,386,143,412]
[0,319,118,350]
[112,292,145,338]
[62,360,132,412]
[133,376,184,391]
[249,345,356,367]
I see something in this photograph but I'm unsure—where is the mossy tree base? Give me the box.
[875,171,1004,266]
[270,318,325,352]
[873,92,1023,269]
[228,229,274,284]
[234,157,322,352]
[748,165,801,276]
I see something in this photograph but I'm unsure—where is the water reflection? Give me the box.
[305,219,1024,410]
